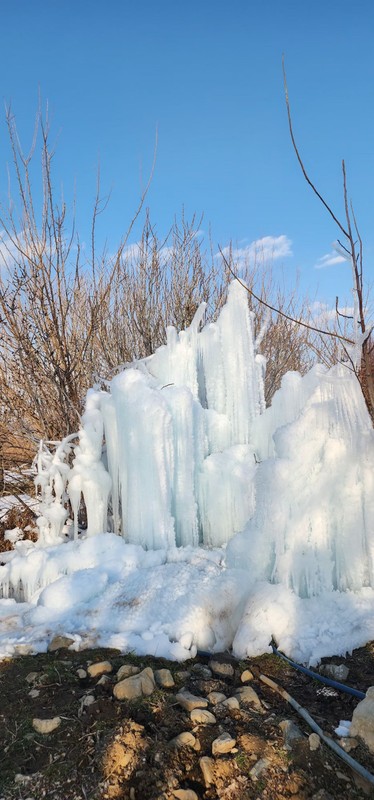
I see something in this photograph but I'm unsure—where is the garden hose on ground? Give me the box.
[196,645,374,787]
[259,671,374,789]
[271,642,365,700]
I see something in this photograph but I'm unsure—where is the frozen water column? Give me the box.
[68,389,112,537]
[199,280,264,444]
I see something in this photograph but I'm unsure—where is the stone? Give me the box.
[336,771,351,782]
[170,731,196,749]
[76,668,87,679]
[191,664,212,679]
[175,691,208,712]
[249,757,271,781]
[319,663,349,682]
[87,660,113,678]
[350,686,374,753]
[113,667,155,700]
[97,674,110,686]
[212,732,236,755]
[14,773,33,783]
[32,716,61,734]
[209,658,234,678]
[190,708,216,724]
[154,668,175,688]
[175,670,191,681]
[199,756,215,786]
[339,737,359,752]
[309,733,321,751]
[48,635,74,652]
[240,669,254,682]
[222,696,240,710]
[116,664,141,680]
[79,695,96,715]
[25,672,39,684]
[234,685,262,710]
[279,719,304,750]
[28,689,40,698]
[207,691,227,705]
[173,791,199,800]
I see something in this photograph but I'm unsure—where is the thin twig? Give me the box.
[218,246,354,344]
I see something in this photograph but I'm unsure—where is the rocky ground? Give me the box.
[1,639,374,800]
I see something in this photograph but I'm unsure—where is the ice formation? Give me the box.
[56,280,263,551]
[26,280,374,599]
[227,362,374,598]
[1,278,374,663]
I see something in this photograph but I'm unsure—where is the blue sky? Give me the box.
[0,0,373,313]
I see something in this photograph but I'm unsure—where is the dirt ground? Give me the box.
[0,643,374,800]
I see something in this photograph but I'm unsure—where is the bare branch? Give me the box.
[218,246,354,345]
[282,57,349,239]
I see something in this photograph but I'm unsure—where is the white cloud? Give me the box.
[0,229,20,269]
[218,234,292,268]
[314,251,346,269]
[309,300,354,325]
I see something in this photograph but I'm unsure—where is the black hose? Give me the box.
[271,644,365,700]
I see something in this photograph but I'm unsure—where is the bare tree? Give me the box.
[282,59,374,423]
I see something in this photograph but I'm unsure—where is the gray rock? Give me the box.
[190,708,216,724]
[76,668,87,679]
[154,668,175,688]
[222,696,240,710]
[79,694,96,716]
[234,685,262,710]
[25,672,39,684]
[279,719,304,750]
[319,663,349,682]
[199,756,215,786]
[28,689,40,698]
[209,658,235,678]
[249,757,271,781]
[212,732,236,754]
[113,667,155,700]
[170,731,196,749]
[176,691,208,711]
[207,691,227,705]
[97,674,110,686]
[175,670,191,681]
[48,635,74,652]
[339,737,359,752]
[116,664,141,681]
[191,664,212,680]
[32,716,61,734]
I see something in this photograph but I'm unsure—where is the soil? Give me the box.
[0,644,374,800]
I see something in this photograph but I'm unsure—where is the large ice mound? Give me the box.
[2,279,374,664]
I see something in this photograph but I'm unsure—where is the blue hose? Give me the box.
[196,646,365,700]
[271,644,365,700]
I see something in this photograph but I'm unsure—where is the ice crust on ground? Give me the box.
[1,279,374,663]
[2,534,374,664]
